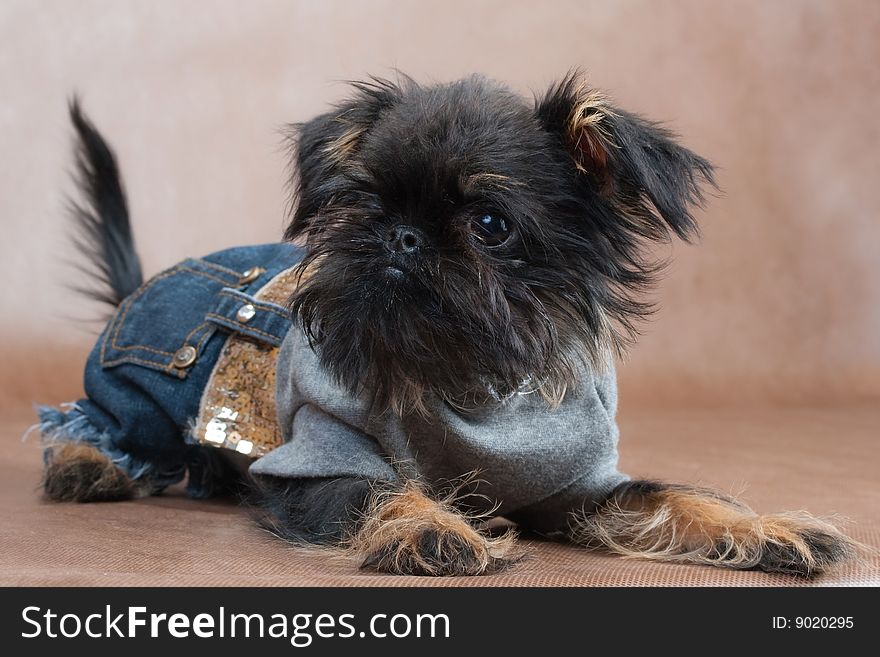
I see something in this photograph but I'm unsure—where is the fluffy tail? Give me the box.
[68,98,143,309]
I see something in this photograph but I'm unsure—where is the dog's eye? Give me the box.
[471,214,512,247]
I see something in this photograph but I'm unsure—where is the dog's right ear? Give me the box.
[285,78,404,241]
[535,71,716,244]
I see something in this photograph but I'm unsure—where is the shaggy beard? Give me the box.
[287,253,608,417]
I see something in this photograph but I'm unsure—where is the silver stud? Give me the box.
[235,439,254,455]
[236,303,256,323]
[239,267,265,285]
[172,345,197,368]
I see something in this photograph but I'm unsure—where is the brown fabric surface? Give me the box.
[3,405,877,587]
[2,0,880,409]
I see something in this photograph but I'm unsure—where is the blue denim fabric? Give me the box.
[39,242,305,497]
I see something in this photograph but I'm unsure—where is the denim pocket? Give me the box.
[99,257,243,378]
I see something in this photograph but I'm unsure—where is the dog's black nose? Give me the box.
[386,225,424,253]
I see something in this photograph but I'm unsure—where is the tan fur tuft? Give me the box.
[571,483,857,577]
[349,482,521,576]
[321,121,366,164]
[564,78,617,178]
[42,442,140,502]
[462,172,523,195]
[388,379,434,419]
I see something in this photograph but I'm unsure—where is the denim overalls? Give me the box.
[39,243,305,497]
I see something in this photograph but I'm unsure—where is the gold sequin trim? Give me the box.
[192,266,303,458]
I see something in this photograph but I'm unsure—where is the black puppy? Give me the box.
[42,73,853,578]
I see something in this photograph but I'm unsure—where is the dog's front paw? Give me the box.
[362,526,504,576]
[751,516,856,577]
[353,485,519,576]
[572,480,856,578]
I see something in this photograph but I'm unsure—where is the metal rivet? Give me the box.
[239,267,265,285]
[172,345,197,368]
[236,303,256,323]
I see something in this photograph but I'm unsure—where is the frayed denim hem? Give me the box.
[37,404,185,493]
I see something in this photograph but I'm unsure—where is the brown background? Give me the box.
[0,0,878,587]
[3,0,879,409]
[2,0,879,408]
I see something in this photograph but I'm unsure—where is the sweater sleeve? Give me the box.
[252,326,398,483]
[249,403,398,481]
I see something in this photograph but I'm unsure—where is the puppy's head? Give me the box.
[285,73,715,414]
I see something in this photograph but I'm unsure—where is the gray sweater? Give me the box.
[250,327,628,532]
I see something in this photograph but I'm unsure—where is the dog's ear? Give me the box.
[285,78,404,241]
[536,72,716,242]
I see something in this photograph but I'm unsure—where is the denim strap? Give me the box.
[206,288,292,347]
